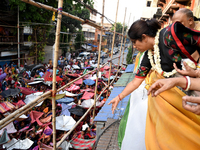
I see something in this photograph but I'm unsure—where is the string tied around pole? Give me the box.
[58,7,63,14]
[82,19,89,25]
[95,68,100,72]
[107,59,111,62]
[50,90,57,98]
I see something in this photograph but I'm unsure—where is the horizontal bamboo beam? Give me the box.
[0,95,50,129]
[0,91,51,128]
[20,0,127,37]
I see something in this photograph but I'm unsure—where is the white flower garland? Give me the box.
[148,30,177,77]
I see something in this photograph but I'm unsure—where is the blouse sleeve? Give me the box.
[135,51,152,78]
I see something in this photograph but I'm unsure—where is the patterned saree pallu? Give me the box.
[145,71,200,150]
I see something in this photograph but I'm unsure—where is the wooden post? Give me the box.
[117,8,127,69]
[17,6,20,68]
[106,0,120,99]
[92,0,105,122]
[35,28,37,64]
[52,0,63,149]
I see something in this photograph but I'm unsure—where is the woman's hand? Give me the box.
[108,96,120,114]
[182,95,200,115]
[173,62,197,77]
[148,78,176,97]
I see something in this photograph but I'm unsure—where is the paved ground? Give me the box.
[101,49,128,65]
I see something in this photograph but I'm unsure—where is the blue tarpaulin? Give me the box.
[92,45,97,47]
[94,87,131,122]
[125,64,135,73]
[56,97,74,104]
[83,79,95,85]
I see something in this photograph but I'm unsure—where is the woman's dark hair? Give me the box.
[128,19,161,41]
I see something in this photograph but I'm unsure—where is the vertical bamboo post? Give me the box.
[52,0,63,149]
[121,13,131,66]
[106,0,120,99]
[35,29,37,64]
[92,0,105,121]
[17,6,20,68]
[117,8,127,69]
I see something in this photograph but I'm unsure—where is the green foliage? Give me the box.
[126,46,133,64]
[111,22,127,33]
[75,30,85,50]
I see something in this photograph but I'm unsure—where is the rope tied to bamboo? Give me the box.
[107,59,111,62]
[58,7,63,14]
[50,90,57,98]
[95,68,100,72]
[82,19,89,25]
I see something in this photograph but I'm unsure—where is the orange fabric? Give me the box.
[134,53,140,72]
[145,71,200,150]
[43,107,49,113]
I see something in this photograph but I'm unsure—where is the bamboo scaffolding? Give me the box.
[106,0,119,99]
[0,56,36,62]
[56,66,121,148]
[92,0,105,121]
[52,0,63,149]
[0,24,24,28]
[117,8,127,69]
[20,0,126,38]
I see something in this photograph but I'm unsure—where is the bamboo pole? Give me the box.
[0,95,50,129]
[0,91,51,128]
[106,0,120,99]
[17,6,20,68]
[121,13,131,66]
[117,8,127,69]
[92,0,105,122]
[35,28,38,64]
[52,0,63,149]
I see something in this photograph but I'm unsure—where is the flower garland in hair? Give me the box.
[148,30,177,77]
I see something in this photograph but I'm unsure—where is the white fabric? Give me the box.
[59,141,72,150]
[0,122,17,135]
[24,92,44,107]
[121,81,148,150]
[3,138,33,150]
[56,115,76,131]
[80,99,101,109]
[64,91,79,97]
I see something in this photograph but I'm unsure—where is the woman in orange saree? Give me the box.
[109,18,200,150]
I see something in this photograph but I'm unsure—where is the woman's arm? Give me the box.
[148,76,200,96]
[108,77,145,114]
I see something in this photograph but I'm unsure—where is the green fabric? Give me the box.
[0,129,10,145]
[83,69,88,75]
[48,94,66,100]
[118,97,130,149]
[114,73,135,87]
